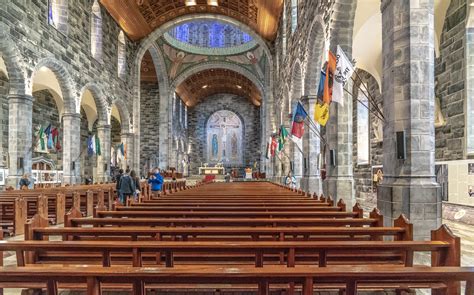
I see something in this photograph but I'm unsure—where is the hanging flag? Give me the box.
[265,139,271,159]
[323,50,337,104]
[332,45,355,106]
[95,135,101,156]
[291,102,308,138]
[51,127,61,151]
[119,143,125,157]
[278,125,289,151]
[317,70,326,100]
[47,132,54,150]
[37,125,46,152]
[87,136,94,156]
[314,102,330,126]
[124,143,127,160]
[270,136,278,157]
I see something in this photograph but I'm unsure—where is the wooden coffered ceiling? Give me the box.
[140,51,158,82]
[100,0,283,41]
[176,69,262,107]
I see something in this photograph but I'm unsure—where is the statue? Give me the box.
[372,102,383,143]
[212,134,218,157]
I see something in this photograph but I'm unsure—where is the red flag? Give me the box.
[270,136,278,157]
[290,102,307,139]
[323,51,337,104]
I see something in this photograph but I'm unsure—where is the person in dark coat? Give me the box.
[130,170,140,201]
[118,169,135,204]
[115,169,123,201]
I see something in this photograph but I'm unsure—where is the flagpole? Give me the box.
[294,101,328,146]
[353,70,384,117]
[343,87,385,123]
[350,75,385,121]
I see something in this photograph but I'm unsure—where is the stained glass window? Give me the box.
[117,31,126,79]
[91,0,103,62]
[291,0,298,33]
[48,0,68,34]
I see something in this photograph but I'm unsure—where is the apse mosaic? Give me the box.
[206,110,243,165]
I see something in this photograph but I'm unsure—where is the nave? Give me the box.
[0,181,472,295]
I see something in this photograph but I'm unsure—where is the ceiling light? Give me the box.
[202,85,208,89]
[208,0,218,6]
[185,0,197,6]
[236,85,242,89]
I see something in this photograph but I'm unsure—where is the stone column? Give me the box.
[96,124,111,182]
[62,113,81,184]
[378,0,440,240]
[325,79,355,208]
[121,132,135,171]
[6,94,33,188]
[301,96,323,194]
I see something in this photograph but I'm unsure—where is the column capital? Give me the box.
[97,124,111,131]
[7,94,34,105]
[62,112,81,120]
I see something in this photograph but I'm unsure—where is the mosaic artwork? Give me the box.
[206,110,243,165]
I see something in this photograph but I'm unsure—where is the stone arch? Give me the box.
[79,83,109,125]
[330,0,358,55]
[31,57,77,114]
[0,25,26,95]
[304,16,326,96]
[110,98,132,133]
[290,59,303,104]
[171,61,265,97]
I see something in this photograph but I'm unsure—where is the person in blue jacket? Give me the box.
[148,168,164,198]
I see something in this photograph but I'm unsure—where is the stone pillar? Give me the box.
[62,113,81,184]
[378,0,440,240]
[325,79,355,208]
[121,132,135,171]
[6,94,33,188]
[96,124,111,182]
[301,96,322,194]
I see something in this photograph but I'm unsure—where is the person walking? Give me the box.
[115,169,123,201]
[130,170,141,202]
[148,168,164,198]
[118,168,135,205]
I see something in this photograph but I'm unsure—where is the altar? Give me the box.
[199,166,225,175]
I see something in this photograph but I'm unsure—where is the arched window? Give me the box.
[291,0,298,33]
[356,87,370,165]
[467,11,474,155]
[48,0,68,34]
[91,0,103,62]
[117,31,126,79]
[200,25,210,47]
[206,110,243,165]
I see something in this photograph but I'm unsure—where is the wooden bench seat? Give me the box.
[0,264,471,295]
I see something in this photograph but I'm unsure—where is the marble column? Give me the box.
[121,132,135,171]
[325,80,355,209]
[378,0,440,240]
[96,124,111,182]
[301,96,323,195]
[62,112,81,184]
[6,94,33,188]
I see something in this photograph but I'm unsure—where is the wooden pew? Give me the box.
[0,265,471,295]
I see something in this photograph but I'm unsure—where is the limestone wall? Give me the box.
[435,0,467,161]
[140,81,160,171]
[187,94,261,175]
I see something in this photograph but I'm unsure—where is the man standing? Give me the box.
[115,169,123,201]
[119,168,135,204]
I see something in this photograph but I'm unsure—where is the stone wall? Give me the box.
[31,89,63,169]
[140,81,160,171]
[435,0,467,161]
[188,94,261,175]
[352,70,383,198]
[0,72,8,166]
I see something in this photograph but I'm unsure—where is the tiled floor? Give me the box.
[2,196,474,294]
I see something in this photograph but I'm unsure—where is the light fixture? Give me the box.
[185,0,197,6]
[202,85,208,89]
[208,0,218,6]
[236,85,242,89]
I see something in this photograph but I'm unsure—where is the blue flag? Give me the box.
[87,136,94,156]
[317,70,326,100]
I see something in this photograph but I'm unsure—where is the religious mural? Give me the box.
[206,110,243,165]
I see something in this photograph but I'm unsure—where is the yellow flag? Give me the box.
[314,102,329,126]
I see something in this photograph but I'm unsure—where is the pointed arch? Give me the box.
[110,98,132,133]
[0,25,26,95]
[304,16,326,96]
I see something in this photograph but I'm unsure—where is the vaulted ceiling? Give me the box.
[176,68,262,107]
[100,0,283,41]
[140,50,158,82]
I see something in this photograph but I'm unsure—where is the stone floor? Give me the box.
[2,194,473,294]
